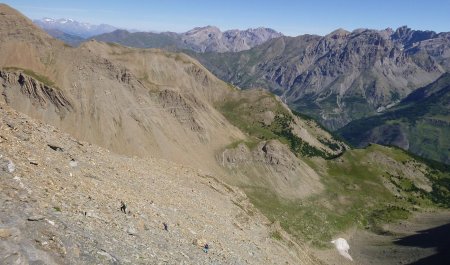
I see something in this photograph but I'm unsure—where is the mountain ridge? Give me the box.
[33,15,284,52]
[90,26,283,52]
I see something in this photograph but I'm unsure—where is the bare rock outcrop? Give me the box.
[0,70,72,115]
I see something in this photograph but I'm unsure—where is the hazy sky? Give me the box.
[4,0,450,36]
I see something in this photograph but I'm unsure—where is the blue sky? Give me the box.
[4,0,450,36]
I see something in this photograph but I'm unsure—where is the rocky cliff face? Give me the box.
[0,70,72,115]
[194,26,449,130]
[391,26,438,48]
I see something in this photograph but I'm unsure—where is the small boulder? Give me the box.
[69,159,78,167]
[28,158,38,166]
[0,227,13,239]
[27,215,45,221]
[97,250,117,262]
[48,143,64,152]
[7,160,15,173]
[85,210,101,219]
[127,225,137,236]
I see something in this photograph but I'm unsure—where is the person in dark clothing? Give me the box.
[120,201,127,214]
[203,243,209,253]
[163,222,168,231]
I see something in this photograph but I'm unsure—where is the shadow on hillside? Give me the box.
[394,223,450,265]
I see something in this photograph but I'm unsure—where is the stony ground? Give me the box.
[0,103,320,264]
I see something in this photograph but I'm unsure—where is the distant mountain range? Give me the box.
[92,26,283,53]
[33,17,117,38]
[192,26,450,130]
[33,18,283,52]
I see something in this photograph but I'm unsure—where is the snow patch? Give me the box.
[331,238,353,261]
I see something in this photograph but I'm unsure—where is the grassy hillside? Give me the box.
[217,89,345,159]
[217,88,450,248]
[338,73,450,164]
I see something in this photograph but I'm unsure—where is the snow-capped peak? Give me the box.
[33,17,118,38]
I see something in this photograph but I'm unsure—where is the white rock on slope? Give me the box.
[7,159,15,173]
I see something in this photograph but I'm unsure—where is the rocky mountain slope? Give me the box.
[0,4,239,176]
[0,103,319,265]
[34,17,117,38]
[338,73,450,164]
[192,26,450,130]
[0,3,342,201]
[91,26,283,53]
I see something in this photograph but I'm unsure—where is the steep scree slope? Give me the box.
[0,103,320,264]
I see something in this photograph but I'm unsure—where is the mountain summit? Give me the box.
[181,26,284,52]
